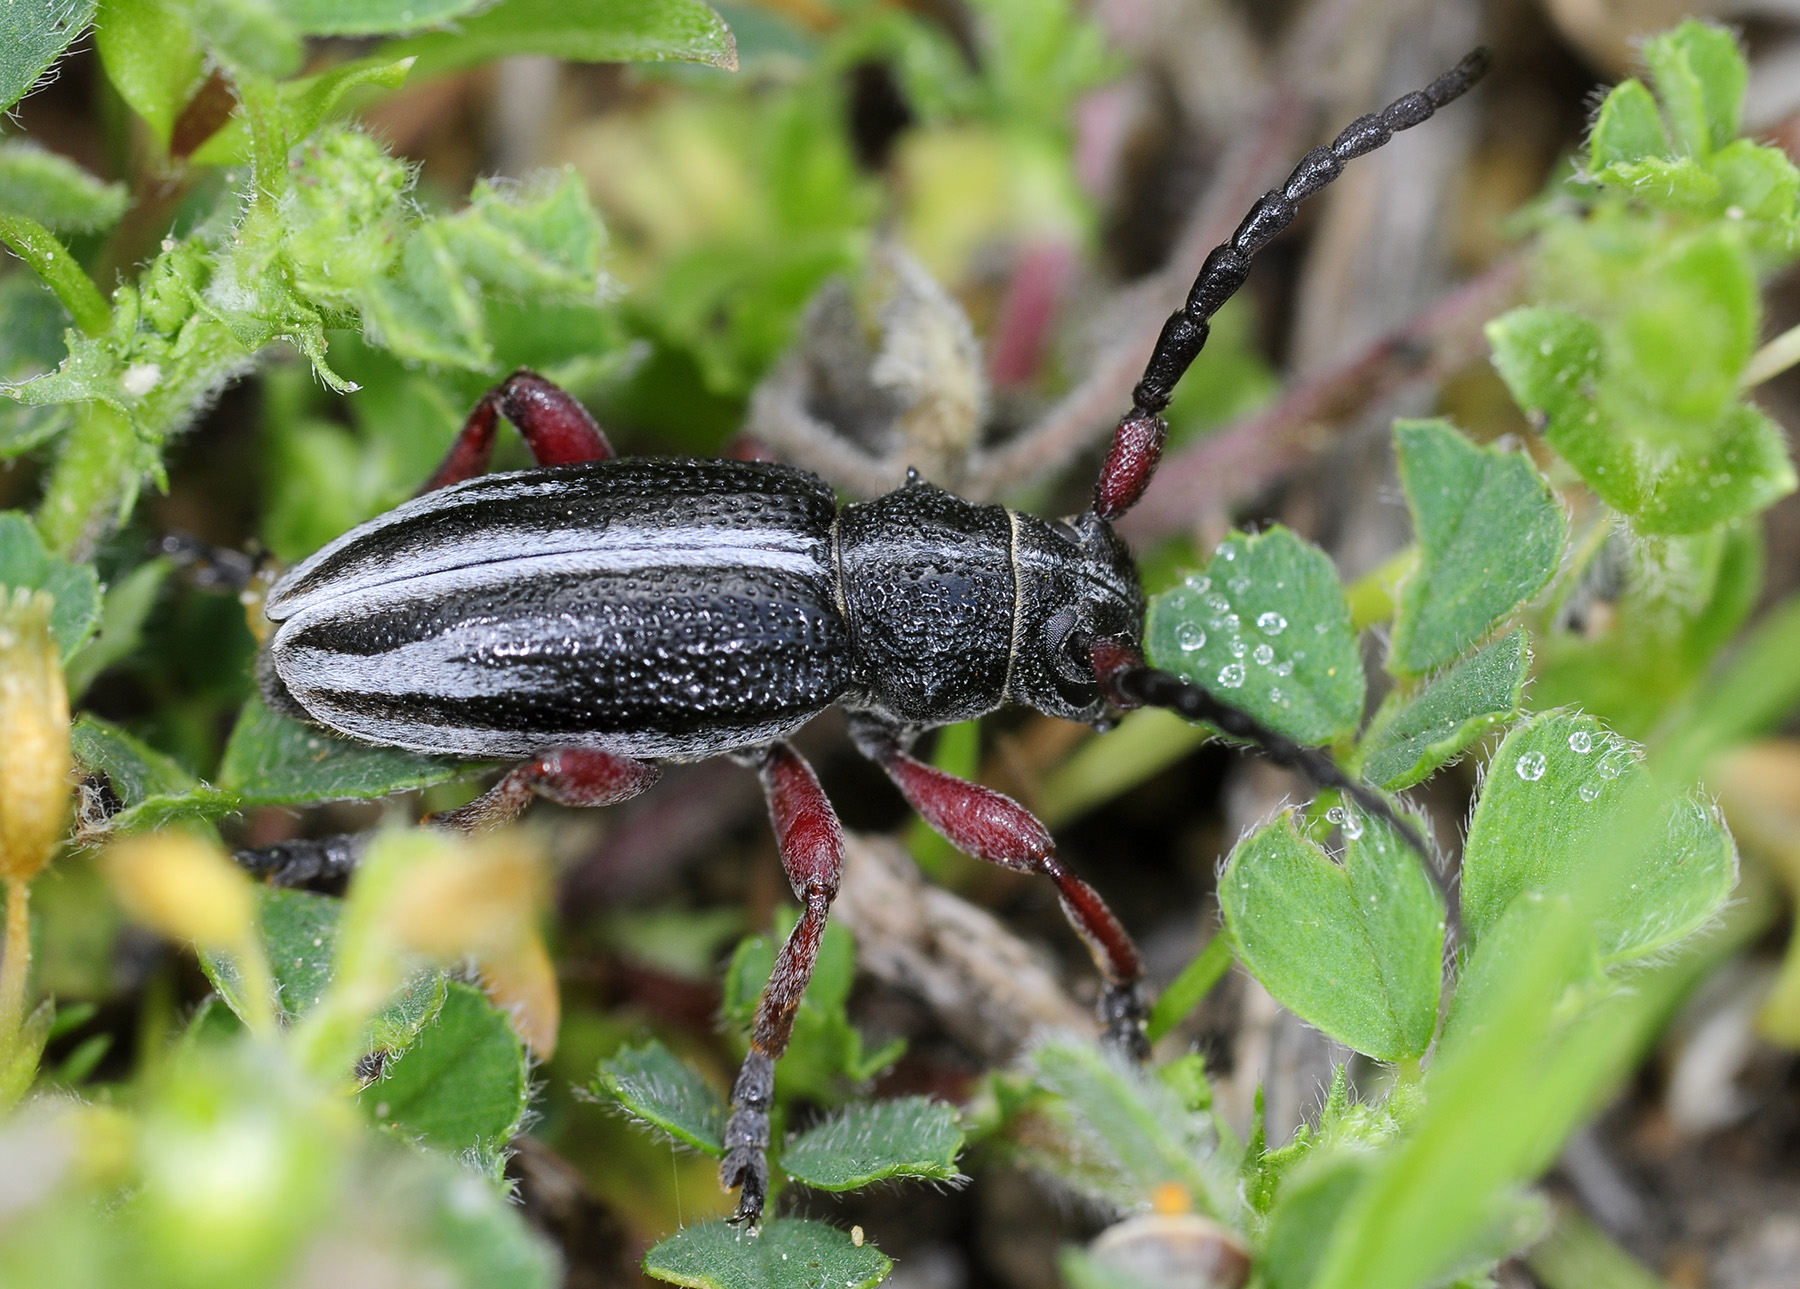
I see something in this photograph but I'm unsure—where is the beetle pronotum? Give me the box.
[257,49,1489,1224]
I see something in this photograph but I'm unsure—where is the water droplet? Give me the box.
[1176,622,1206,651]
[1220,546,1237,561]
[1341,812,1363,840]
[1314,622,1328,635]
[1228,578,1250,594]
[1578,782,1601,802]
[1230,639,1247,658]
[1253,643,1275,665]
[1515,750,1547,781]
[1257,611,1287,634]
[1272,661,1293,677]
[1269,687,1286,704]
[1568,731,1592,753]
[1218,662,1246,688]
[1597,754,1624,780]
[1187,575,1212,594]
[1538,339,1555,357]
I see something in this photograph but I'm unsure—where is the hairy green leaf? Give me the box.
[1220,811,1443,1062]
[65,558,170,697]
[1461,711,1736,967]
[188,0,303,80]
[0,143,127,234]
[1390,420,1564,675]
[0,275,72,457]
[0,213,109,337]
[779,1097,963,1190]
[1587,79,1669,169]
[593,1040,727,1156]
[189,55,416,166]
[217,696,466,806]
[1028,1038,1237,1219]
[0,510,100,657]
[0,0,94,115]
[365,982,529,1174]
[388,0,738,78]
[1361,630,1529,790]
[70,713,196,802]
[1146,526,1363,745]
[94,0,207,145]
[1643,19,1744,157]
[644,1219,891,1289]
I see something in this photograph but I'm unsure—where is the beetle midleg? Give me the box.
[848,716,1149,1059]
[425,747,659,832]
[420,369,616,493]
[722,741,844,1226]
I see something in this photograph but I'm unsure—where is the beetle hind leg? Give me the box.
[722,742,845,1226]
[421,369,617,493]
[426,747,659,832]
[848,716,1150,1060]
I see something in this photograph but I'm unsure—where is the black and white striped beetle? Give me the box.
[257,52,1487,1225]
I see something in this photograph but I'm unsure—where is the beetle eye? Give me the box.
[1045,606,1092,686]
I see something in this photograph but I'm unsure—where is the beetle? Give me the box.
[256,50,1488,1225]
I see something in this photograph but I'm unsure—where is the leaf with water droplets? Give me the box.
[1219,810,1444,1062]
[1461,710,1736,967]
[1389,420,1565,676]
[778,1096,963,1191]
[592,1039,727,1156]
[1360,630,1529,790]
[643,1219,891,1289]
[1145,526,1363,745]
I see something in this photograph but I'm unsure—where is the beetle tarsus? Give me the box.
[721,1050,775,1226]
[1100,981,1151,1060]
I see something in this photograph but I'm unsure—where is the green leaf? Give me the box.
[94,0,207,145]
[644,1219,891,1289]
[386,0,738,78]
[1587,79,1670,169]
[1601,228,1756,444]
[0,143,127,234]
[1220,811,1443,1062]
[68,713,236,835]
[1028,1038,1237,1219]
[364,981,529,1172]
[0,212,110,337]
[1460,711,1736,968]
[369,1143,562,1288]
[1145,526,1363,745]
[187,0,303,80]
[217,696,466,806]
[273,0,481,35]
[188,55,417,167]
[201,886,448,1043]
[1260,1153,1369,1289]
[0,274,73,457]
[1643,20,1744,157]
[438,170,606,298]
[0,0,95,114]
[1360,630,1529,790]
[65,558,170,697]
[1144,933,1233,1043]
[778,1097,963,1191]
[593,1040,728,1155]
[0,510,100,657]
[1389,420,1564,676]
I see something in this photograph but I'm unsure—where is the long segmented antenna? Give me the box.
[1091,48,1493,522]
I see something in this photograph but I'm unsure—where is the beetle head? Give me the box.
[1009,510,1144,726]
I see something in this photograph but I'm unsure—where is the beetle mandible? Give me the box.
[257,50,1489,1225]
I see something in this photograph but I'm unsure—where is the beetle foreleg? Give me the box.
[848,717,1150,1060]
[723,741,845,1226]
[426,747,659,832]
[420,369,616,493]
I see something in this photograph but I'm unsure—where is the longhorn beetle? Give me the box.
[256,50,1488,1225]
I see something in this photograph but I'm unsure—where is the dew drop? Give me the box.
[1568,731,1592,753]
[1176,622,1206,651]
[1272,660,1293,677]
[1257,611,1288,634]
[1230,639,1247,658]
[1218,662,1246,688]
[1578,782,1601,802]
[1515,750,1547,781]
[1220,546,1237,561]
[1253,643,1275,665]
[1269,686,1286,704]
[1597,754,1624,780]
[1228,578,1250,594]
[1188,575,1212,594]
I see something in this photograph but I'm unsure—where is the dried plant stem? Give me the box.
[0,879,32,1048]
[1744,319,1800,389]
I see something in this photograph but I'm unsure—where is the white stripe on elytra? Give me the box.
[269,525,826,620]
